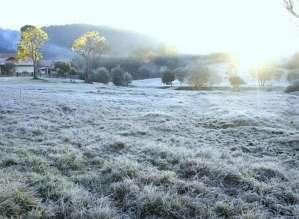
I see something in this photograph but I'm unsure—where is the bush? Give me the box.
[174,67,187,86]
[4,61,16,74]
[123,72,132,86]
[161,69,175,86]
[286,69,299,82]
[69,67,77,75]
[229,75,246,90]
[285,79,299,93]
[92,67,111,84]
[78,70,85,80]
[54,61,71,74]
[186,64,221,88]
[111,65,132,86]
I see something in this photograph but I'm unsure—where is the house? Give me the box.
[37,59,55,76]
[0,53,34,75]
[0,53,55,76]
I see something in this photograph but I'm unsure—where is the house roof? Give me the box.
[38,60,54,68]
[0,57,20,65]
[0,53,16,59]
[0,53,33,66]
[0,54,56,68]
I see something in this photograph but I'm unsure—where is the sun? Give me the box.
[232,51,277,72]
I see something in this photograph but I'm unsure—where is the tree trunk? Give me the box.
[85,68,89,83]
[33,62,38,79]
[85,58,93,83]
[85,68,93,84]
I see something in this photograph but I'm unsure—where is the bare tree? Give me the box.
[284,0,299,19]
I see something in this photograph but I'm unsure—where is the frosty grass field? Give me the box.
[0,76,298,218]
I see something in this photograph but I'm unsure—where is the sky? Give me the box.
[2,0,299,66]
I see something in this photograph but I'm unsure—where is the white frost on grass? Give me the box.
[0,77,299,218]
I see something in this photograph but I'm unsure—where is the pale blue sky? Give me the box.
[2,0,299,64]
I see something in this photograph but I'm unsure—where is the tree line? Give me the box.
[14,15,299,92]
[160,60,287,90]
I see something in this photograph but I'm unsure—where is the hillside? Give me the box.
[0,28,19,53]
[0,24,160,59]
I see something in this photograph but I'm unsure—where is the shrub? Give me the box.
[286,69,299,82]
[186,64,221,88]
[285,79,299,93]
[123,72,132,86]
[161,69,175,86]
[69,67,77,75]
[173,67,187,86]
[229,75,246,90]
[110,65,132,86]
[92,67,111,84]
[208,69,222,86]
[4,61,17,74]
[54,61,71,74]
[78,70,85,80]
[111,65,125,86]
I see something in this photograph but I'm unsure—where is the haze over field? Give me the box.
[1,0,299,63]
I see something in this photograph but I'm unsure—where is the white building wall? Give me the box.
[16,66,34,73]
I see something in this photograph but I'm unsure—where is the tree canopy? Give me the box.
[72,31,108,83]
[187,65,210,88]
[249,61,283,86]
[229,75,246,90]
[173,67,187,86]
[161,69,175,86]
[54,61,71,74]
[16,25,48,79]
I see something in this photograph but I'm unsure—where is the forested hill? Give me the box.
[0,28,19,53]
[0,24,160,59]
[42,24,160,59]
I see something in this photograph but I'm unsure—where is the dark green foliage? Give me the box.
[286,69,299,82]
[69,67,77,75]
[54,61,71,74]
[161,69,175,86]
[229,75,246,89]
[92,67,111,84]
[285,79,299,93]
[111,66,125,86]
[78,70,85,80]
[110,66,132,86]
[20,25,36,32]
